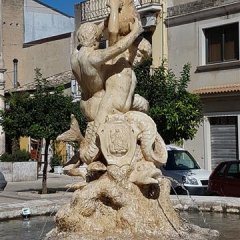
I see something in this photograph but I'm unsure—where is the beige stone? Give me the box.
[57,114,83,142]
[87,161,107,172]
[50,1,219,239]
[66,182,88,191]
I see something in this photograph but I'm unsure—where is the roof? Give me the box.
[193,84,240,95]
[6,70,74,93]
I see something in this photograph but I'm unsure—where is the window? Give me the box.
[226,163,240,179]
[216,163,227,177]
[165,150,200,170]
[204,23,239,64]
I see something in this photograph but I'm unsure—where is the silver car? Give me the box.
[160,145,210,195]
[0,171,7,191]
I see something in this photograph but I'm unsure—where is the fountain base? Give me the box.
[45,175,219,240]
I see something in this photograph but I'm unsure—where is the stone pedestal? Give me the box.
[46,174,218,240]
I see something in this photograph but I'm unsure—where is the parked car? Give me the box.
[0,171,7,191]
[208,160,240,197]
[160,145,210,195]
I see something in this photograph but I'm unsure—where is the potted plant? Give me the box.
[50,154,63,174]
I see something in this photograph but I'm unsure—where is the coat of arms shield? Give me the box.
[98,117,137,167]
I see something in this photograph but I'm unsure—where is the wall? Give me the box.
[2,0,24,89]
[0,161,38,182]
[2,0,74,90]
[23,35,73,85]
[168,13,240,167]
[24,0,74,43]
[168,0,196,8]
[168,12,240,92]
[167,1,240,168]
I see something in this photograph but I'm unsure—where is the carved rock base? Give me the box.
[45,175,219,240]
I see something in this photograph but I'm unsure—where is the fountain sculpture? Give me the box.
[46,1,219,239]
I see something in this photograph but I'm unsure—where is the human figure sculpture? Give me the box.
[71,3,142,124]
[70,0,155,166]
[48,1,219,239]
[60,0,166,172]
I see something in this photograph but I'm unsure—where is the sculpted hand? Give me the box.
[130,17,143,35]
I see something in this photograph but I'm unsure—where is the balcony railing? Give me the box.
[79,0,161,22]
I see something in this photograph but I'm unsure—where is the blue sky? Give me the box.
[39,0,83,17]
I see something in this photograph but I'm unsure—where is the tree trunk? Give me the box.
[42,138,50,194]
[11,137,20,161]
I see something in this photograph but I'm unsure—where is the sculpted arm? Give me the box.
[89,17,143,67]
[107,0,122,46]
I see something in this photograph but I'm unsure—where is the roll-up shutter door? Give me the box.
[210,116,238,170]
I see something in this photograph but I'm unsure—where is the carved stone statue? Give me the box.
[46,1,219,239]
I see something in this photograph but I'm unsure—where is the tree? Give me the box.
[0,69,84,193]
[0,92,33,157]
[134,60,203,144]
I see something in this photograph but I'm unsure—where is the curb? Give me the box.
[1,195,240,220]
[0,198,70,220]
[171,195,240,214]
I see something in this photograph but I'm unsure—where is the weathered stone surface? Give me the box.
[0,162,38,182]
[0,162,12,182]
[12,162,38,182]
[46,176,218,240]
[48,1,219,239]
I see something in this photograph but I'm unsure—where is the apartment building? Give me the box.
[167,0,240,170]
[1,0,74,90]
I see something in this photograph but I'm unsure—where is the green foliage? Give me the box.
[27,68,74,140]
[0,68,85,143]
[0,68,86,193]
[134,60,203,144]
[72,101,87,134]
[0,152,12,162]
[0,92,32,139]
[50,154,62,167]
[0,149,30,162]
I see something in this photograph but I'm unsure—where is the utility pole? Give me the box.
[0,0,6,155]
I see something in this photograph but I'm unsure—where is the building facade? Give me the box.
[166,0,240,170]
[0,0,75,158]
[2,0,74,90]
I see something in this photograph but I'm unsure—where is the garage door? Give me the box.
[210,116,238,170]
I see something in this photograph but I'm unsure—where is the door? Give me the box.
[210,116,238,170]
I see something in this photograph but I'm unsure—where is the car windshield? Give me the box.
[165,150,200,170]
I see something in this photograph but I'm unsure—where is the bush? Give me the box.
[0,149,31,162]
[0,152,13,162]
[50,154,62,167]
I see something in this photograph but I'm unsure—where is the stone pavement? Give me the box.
[1,173,240,220]
[0,173,80,220]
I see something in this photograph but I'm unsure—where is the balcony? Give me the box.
[77,0,162,23]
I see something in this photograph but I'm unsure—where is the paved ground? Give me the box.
[1,173,240,220]
[0,173,80,219]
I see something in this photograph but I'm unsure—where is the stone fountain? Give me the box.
[46,1,219,239]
